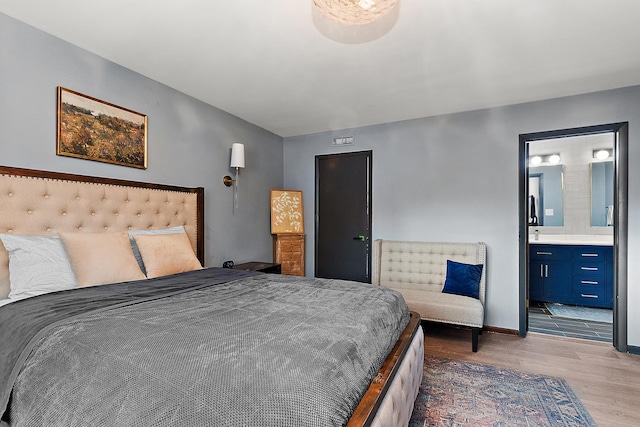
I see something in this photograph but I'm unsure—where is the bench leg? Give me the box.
[472,327,480,352]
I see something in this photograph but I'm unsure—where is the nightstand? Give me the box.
[232,262,281,274]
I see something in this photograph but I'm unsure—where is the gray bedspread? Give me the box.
[1,268,409,427]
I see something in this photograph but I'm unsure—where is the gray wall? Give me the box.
[0,13,283,267]
[284,86,640,347]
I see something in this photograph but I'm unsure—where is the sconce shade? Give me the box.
[230,143,245,168]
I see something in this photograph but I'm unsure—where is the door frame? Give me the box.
[518,123,628,352]
[314,150,373,282]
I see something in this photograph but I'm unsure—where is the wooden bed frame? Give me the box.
[0,165,423,427]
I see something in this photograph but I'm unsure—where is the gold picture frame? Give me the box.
[56,87,147,169]
[270,189,304,234]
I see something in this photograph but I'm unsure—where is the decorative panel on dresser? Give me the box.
[273,234,305,276]
[529,243,612,308]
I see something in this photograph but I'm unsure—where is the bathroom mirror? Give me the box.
[591,161,613,226]
[529,165,564,226]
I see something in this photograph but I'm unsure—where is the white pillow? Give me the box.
[0,234,78,300]
[128,226,186,274]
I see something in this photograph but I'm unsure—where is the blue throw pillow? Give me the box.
[442,260,483,299]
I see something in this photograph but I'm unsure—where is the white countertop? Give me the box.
[529,234,613,246]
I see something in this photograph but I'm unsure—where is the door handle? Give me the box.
[353,235,366,241]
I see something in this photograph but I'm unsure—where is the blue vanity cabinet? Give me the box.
[572,246,610,308]
[529,243,613,308]
[605,249,614,308]
[529,245,573,304]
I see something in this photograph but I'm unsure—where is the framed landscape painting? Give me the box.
[270,189,304,234]
[56,87,147,169]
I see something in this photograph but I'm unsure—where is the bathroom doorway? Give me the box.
[518,123,628,352]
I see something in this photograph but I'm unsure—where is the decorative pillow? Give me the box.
[0,241,10,300]
[0,234,77,300]
[132,233,202,279]
[442,260,483,300]
[59,231,146,287]
[128,225,186,275]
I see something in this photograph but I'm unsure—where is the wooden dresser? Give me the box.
[273,234,305,276]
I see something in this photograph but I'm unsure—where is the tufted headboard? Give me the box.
[0,165,204,299]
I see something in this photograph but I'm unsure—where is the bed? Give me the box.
[0,166,423,427]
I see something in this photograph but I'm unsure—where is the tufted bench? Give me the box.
[372,240,487,352]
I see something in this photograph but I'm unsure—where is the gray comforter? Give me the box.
[0,268,409,427]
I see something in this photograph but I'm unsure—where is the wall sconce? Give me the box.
[223,143,245,211]
[593,148,612,160]
[530,153,561,166]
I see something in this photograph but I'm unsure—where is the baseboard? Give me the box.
[627,345,640,355]
[483,325,519,336]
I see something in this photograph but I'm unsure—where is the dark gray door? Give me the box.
[315,151,372,282]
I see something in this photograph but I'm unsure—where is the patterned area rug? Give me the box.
[409,356,596,427]
[545,302,613,323]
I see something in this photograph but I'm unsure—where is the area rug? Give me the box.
[409,356,596,427]
[545,302,613,324]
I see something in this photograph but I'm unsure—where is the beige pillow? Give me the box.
[0,241,10,299]
[132,233,202,279]
[59,231,146,287]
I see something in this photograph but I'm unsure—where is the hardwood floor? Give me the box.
[422,322,640,427]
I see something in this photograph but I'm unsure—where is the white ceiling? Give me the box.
[2,0,640,137]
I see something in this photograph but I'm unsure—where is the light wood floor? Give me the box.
[422,323,640,427]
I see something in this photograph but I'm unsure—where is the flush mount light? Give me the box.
[313,0,399,25]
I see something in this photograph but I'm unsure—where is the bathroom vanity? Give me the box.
[529,237,613,308]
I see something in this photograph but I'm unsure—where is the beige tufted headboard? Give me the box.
[0,165,205,299]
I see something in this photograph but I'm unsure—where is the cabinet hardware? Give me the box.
[540,264,544,277]
[581,294,599,298]
[536,251,553,256]
[581,267,599,271]
[581,280,599,285]
[581,253,598,257]
[544,265,548,278]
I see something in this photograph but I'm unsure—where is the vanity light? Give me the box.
[548,154,561,165]
[594,149,612,160]
[530,154,561,166]
[223,143,245,212]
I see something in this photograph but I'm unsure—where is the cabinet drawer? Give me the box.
[574,277,605,288]
[530,245,572,261]
[572,247,607,262]
[573,287,605,305]
[573,262,605,277]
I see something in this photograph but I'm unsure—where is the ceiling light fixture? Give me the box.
[313,0,399,25]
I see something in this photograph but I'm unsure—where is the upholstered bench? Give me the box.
[372,240,487,352]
